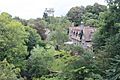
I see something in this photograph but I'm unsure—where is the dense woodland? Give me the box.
[0,0,120,80]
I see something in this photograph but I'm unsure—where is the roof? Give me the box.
[69,26,96,42]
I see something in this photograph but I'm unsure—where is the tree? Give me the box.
[25,26,43,51]
[46,17,70,50]
[85,19,99,27]
[92,3,107,15]
[27,18,47,40]
[49,30,68,47]
[85,3,107,15]
[0,60,23,80]
[93,1,120,52]
[83,3,107,27]
[43,12,48,20]
[93,0,120,79]
[67,6,85,26]
[60,50,97,80]
[14,16,28,26]
[23,46,55,79]
[0,12,12,24]
[0,18,28,68]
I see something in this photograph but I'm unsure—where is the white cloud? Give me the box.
[0,0,107,19]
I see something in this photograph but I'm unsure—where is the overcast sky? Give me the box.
[0,0,107,19]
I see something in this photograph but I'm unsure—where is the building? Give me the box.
[69,25,96,49]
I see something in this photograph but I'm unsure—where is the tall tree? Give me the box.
[67,6,85,26]
[0,12,30,69]
[93,0,120,79]
[27,18,47,40]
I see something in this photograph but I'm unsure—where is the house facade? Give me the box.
[69,25,96,49]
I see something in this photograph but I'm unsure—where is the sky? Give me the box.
[0,0,107,19]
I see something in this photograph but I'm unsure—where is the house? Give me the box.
[68,25,96,49]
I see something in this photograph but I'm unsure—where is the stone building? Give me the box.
[69,25,96,49]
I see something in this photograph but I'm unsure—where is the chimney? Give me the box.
[71,22,74,27]
[80,22,84,30]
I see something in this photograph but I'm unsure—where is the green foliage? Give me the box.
[25,46,55,79]
[25,26,43,53]
[1,1,118,80]
[27,18,47,40]
[92,30,106,51]
[46,17,70,49]
[33,76,61,80]
[105,33,120,57]
[14,17,28,26]
[43,12,48,21]
[82,12,98,21]
[0,14,28,67]
[85,73,103,80]
[105,55,120,80]
[93,0,120,52]
[93,0,120,80]
[89,3,107,15]
[101,34,120,79]
[84,3,107,27]
[60,51,96,80]
[67,3,107,27]
[85,3,107,16]
[85,19,99,27]
[49,30,68,46]
[47,17,71,31]
[62,44,85,55]
[0,12,12,24]
[67,6,85,26]
[0,60,23,80]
